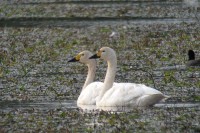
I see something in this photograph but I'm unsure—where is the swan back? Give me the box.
[97,83,165,107]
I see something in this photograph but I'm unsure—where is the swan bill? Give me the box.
[68,54,82,62]
[68,57,79,62]
[89,54,100,59]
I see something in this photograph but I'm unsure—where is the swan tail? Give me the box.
[137,94,165,107]
[161,95,170,102]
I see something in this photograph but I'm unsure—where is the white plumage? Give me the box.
[90,47,168,107]
[68,51,103,106]
[77,81,103,105]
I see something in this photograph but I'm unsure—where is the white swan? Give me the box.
[68,51,103,105]
[90,47,168,107]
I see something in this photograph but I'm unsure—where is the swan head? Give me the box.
[68,50,95,64]
[188,50,195,60]
[89,47,116,61]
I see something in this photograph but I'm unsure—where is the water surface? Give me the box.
[0,0,200,132]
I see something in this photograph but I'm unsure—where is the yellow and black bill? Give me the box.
[68,57,79,62]
[89,51,101,59]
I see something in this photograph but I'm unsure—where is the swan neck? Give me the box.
[100,58,117,98]
[82,61,96,90]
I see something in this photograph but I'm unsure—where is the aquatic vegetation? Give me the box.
[0,0,200,132]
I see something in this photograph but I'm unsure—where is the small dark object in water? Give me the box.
[186,50,200,66]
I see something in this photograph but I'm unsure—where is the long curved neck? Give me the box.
[99,56,117,98]
[82,60,96,90]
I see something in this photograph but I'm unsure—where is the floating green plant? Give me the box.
[25,47,35,54]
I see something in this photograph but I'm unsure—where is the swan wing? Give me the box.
[77,82,103,105]
[97,83,165,107]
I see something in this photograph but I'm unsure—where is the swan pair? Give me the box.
[68,47,168,107]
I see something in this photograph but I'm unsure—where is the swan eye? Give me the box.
[82,54,84,56]
[102,50,105,52]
